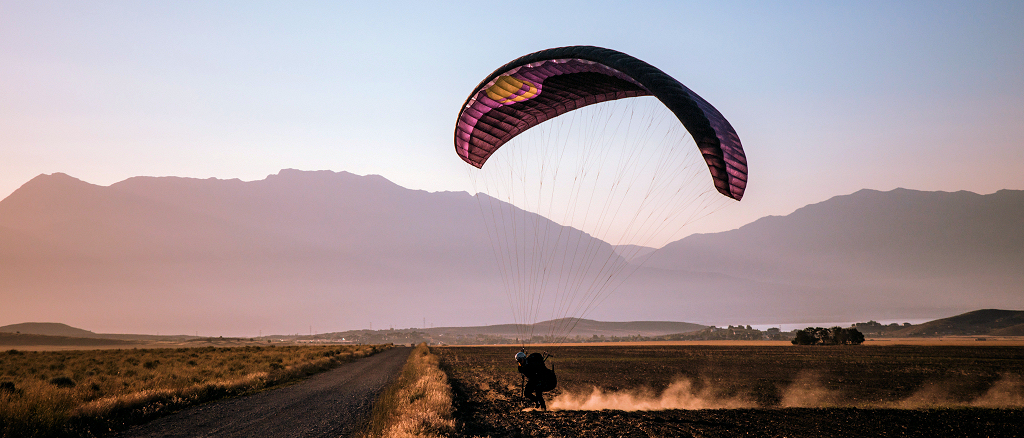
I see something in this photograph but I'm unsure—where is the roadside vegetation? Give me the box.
[363,343,454,438]
[0,344,388,437]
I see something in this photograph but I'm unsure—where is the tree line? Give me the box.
[791,327,865,345]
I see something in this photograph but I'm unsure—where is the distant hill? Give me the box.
[0,322,194,342]
[893,309,1024,337]
[0,322,98,337]
[421,318,706,338]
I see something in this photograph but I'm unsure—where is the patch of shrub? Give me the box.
[49,376,76,388]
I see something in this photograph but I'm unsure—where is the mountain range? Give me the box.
[0,170,1020,336]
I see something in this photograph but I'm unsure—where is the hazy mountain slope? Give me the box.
[613,244,657,263]
[989,324,1024,336]
[646,189,1024,282]
[893,309,1024,336]
[0,170,624,334]
[639,189,1023,320]
[0,171,484,261]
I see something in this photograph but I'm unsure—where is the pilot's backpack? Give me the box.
[527,353,558,392]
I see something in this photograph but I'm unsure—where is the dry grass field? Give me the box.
[0,344,388,437]
[438,344,1024,437]
[362,343,455,438]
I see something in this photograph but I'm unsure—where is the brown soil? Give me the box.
[437,345,1024,437]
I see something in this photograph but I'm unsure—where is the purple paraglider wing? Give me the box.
[454,46,747,201]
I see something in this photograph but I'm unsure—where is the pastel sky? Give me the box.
[2,1,1022,239]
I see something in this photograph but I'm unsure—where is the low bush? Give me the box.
[48,377,76,388]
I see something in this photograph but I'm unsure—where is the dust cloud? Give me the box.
[896,381,956,408]
[892,374,1024,408]
[779,372,843,407]
[780,373,1024,409]
[552,374,1024,411]
[549,377,753,411]
[971,374,1024,407]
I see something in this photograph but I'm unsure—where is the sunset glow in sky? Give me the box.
[3,1,1022,237]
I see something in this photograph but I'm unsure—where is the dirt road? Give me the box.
[115,346,411,438]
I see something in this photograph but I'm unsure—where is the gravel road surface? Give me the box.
[115,346,411,438]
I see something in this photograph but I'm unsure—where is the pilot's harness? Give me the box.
[519,351,554,392]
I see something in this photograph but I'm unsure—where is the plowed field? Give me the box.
[438,345,1024,437]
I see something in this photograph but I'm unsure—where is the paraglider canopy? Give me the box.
[455,45,747,201]
[454,46,749,345]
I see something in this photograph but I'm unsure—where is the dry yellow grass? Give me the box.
[0,344,388,437]
[363,343,454,438]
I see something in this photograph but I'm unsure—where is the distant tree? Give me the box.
[814,327,832,344]
[792,329,816,345]
[831,326,849,345]
[848,328,865,345]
